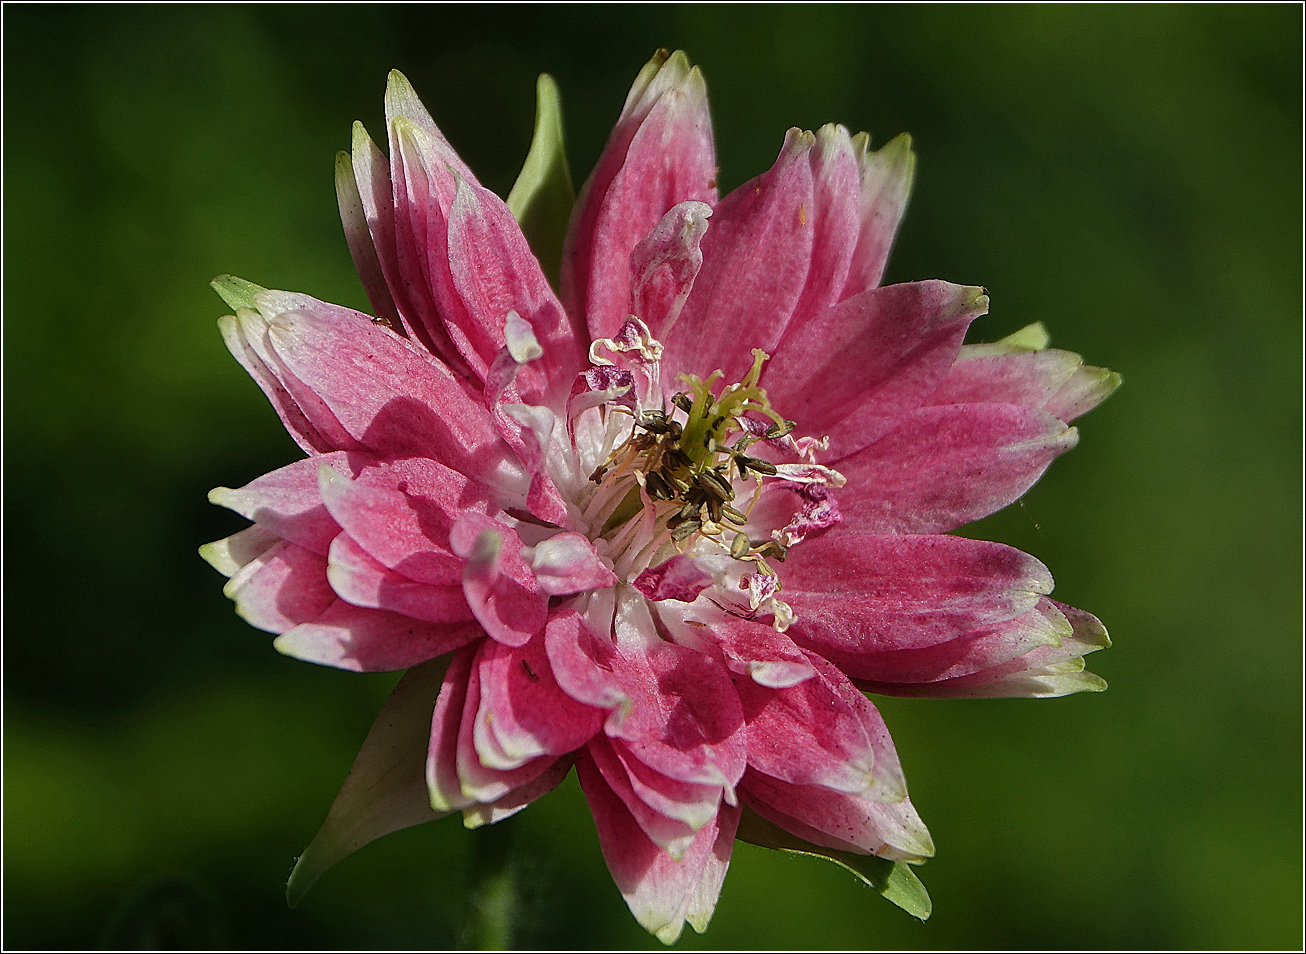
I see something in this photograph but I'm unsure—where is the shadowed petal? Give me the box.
[274,600,481,672]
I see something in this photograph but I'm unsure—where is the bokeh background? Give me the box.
[5,4,1301,949]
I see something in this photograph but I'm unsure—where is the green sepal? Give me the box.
[965,321,1052,356]
[735,805,932,921]
[211,275,267,312]
[286,657,452,907]
[506,74,575,289]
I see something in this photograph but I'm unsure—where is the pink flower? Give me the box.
[202,51,1117,942]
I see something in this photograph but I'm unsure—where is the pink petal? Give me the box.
[450,514,547,648]
[628,200,712,337]
[663,128,817,381]
[856,599,1110,698]
[335,144,401,329]
[527,532,617,596]
[783,532,1053,653]
[587,735,701,859]
[1043,363,1122,422]
[261,296,534,506]
[326,533,473,624]
[565,50,716,342]
[764,281,988,455]
[274,600,481,673]
[460,757,574,829]
[208,451,364,555]
[737,652,902,798]
[316,461,478,586]
[632,554,715,603]
[929,348,1082,410]
[223,541,334,633]
[841,132,915,297]
[820,597,1072,684]
[577,754,739,943]
[834,403,1079,533]
[199,524,282,578]
[544,609,628,710]
[472,636,602,770]
[445,176,585,407]
[697,614,815,689]
[741,769,933,863]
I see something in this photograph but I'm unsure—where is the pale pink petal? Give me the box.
[336,144,401,329]
[587,735,701,859]
[208,451,363,555]
[628,200,713,336]
[577,755,739,944]
[737,652,902,799]
[1043,363,1122,422]
[841,132,915,297]
[783,532,1053,654]
[741,770,933,863]
[663,128,817,381]
[316,463,469,586]
[856,600,1110,698]
[764,281,989,455]
[632,554,715,603]
[223,541,334,633]
[427,646,477,811]
[274,600,480,672]
[820,597,1071,684]
[526,532,617,596]
[449,514,547,648]
[544,609,628,710]
[929,348,1082,410]
[445,176,585,407]
[199,524,282,578]
[261,297,535,507]
[834,403,1079,533]
[326,533,473,624]
[565,50,716,342]
[472,636,602,770]
[460,757,574,828]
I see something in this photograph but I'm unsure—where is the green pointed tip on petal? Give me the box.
[507,73,576,289]
[736,807,933,921]
[211,275,267,312]
[197,541,227,574]
[352,119,377,154]
[386,68,418,102]
[1005,321,1052,352]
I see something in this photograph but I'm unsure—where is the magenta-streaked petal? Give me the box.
[261,298,532,503]
[460,757,574,829]
[783,532,1053,654]
[821,596,1071,684]
[632,554,714,603]
[472,636,602,770]
[316,462,473,586]
[628,200,713,336]
[701,616,815,689]
[841,132,915,297]
[737,652,901,798]
[588,735,701,859]
[199,524,282,578]
[857,599,1110,698]
[577,755,739,943]
[223,541,334,634]
[450,514,547,648]
[209,451,364,555]
[612,738,724,834]
[565,50,716,342]
[783,124,863,335]
[741,769,933,863]
[326,533,473,623]
[834,403,1079,533]
[527,532,617,596]
[544,609,628,710]
[218,313,338,454]
[445,176,584,407]
[452,648,558,803]
[663,128,816,381]
[765,281,989,454]
[274,600,481,673]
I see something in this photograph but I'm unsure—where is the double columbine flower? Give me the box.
[202,51,1117,942]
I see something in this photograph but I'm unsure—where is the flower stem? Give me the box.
[466,819,517,950]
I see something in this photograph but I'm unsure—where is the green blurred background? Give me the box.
[4,4,1300,949]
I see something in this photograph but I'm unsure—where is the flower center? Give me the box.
[581,346,822,584]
